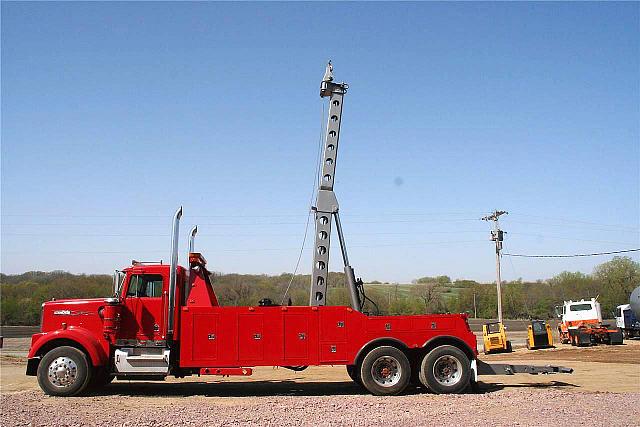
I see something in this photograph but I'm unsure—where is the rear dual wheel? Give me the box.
[359,346,411,396]
[418,345,470,395]
[357,344,471,396]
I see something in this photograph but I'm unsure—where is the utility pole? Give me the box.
[473,292,477,319]
[482,210,507,324]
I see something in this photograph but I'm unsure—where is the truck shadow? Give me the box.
[92,380,576,398]
[475,380,579,393]
[97,380,371,397]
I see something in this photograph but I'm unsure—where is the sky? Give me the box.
[1,2,638,284]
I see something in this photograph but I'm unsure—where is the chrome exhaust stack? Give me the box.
[189,225,198,253]
[167,206,183,338]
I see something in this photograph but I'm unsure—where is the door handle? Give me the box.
[208,334,216,340]
[153,324,160,331]
[253,333,262,340]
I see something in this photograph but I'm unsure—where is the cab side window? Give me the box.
[126,274,164,298]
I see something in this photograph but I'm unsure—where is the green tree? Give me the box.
[592,257,640,314]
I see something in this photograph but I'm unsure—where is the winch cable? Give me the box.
[280,101,326,305]
[358,280,380,315]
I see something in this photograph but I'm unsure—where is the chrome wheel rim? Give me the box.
[371,355,402,387]
[47,356,78,388]
[432,355,462,387]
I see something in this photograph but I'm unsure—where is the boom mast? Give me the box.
[309,62,361,311]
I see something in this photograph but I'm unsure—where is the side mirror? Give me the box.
[112,271,119,296]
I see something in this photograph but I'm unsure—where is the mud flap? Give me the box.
[470,359,480,392]
[26,357,40,376]
[471,359,478,382]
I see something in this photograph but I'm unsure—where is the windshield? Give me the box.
[569,303,593,312]
[113,270,126,296]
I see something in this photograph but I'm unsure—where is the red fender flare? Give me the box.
[28,327,108,367]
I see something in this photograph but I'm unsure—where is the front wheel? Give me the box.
[37,346,93,396]
[359,346,411,396]
[419,345,470,394]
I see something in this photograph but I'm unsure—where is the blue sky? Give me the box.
[1,2,638,283]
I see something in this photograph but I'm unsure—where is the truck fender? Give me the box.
[421,335,476,361]
[352,337,409,365]
[28,327,108,368]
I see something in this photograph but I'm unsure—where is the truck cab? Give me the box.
[615,304,640,339]
[557,298,623,346]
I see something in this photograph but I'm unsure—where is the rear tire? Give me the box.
[506,341,513,352]
[419,345,470,395]
[37,346,92,397]
[577,331,591,347]
[359,346,411,396]
[609,329,624,345]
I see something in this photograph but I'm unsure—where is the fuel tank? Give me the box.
[630,286,640,318]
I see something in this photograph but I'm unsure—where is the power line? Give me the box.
[503,248,640,258]
[508,220,639,233]
[515,213,639,231]
[1,218,482,227]
[1,239,487,255]
[0,230,488,238]
[0,211,483,218]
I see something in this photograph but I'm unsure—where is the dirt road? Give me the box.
[1,339,639,426]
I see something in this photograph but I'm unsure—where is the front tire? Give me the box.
[359,346,411,396]
[419,345,470,394]
[37,346,92,396]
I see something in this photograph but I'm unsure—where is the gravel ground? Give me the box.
[2,387,639,427]
[2,339,639,426]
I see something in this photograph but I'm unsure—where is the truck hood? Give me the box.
[40,298,113,333]
[44,297,113,307]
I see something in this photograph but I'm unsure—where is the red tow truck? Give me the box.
[26,63,571,397]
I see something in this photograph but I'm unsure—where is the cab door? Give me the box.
[120,272,167,342]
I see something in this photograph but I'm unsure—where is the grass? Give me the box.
[364,282,466,303]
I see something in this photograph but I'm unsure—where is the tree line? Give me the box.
[1,257,637,325]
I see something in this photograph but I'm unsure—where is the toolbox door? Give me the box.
[284,314,309,360]
[192,314,219,361]
[238,314,264,362]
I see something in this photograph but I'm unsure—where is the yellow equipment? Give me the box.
[526,319,554,350]
[482,322,512,354]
